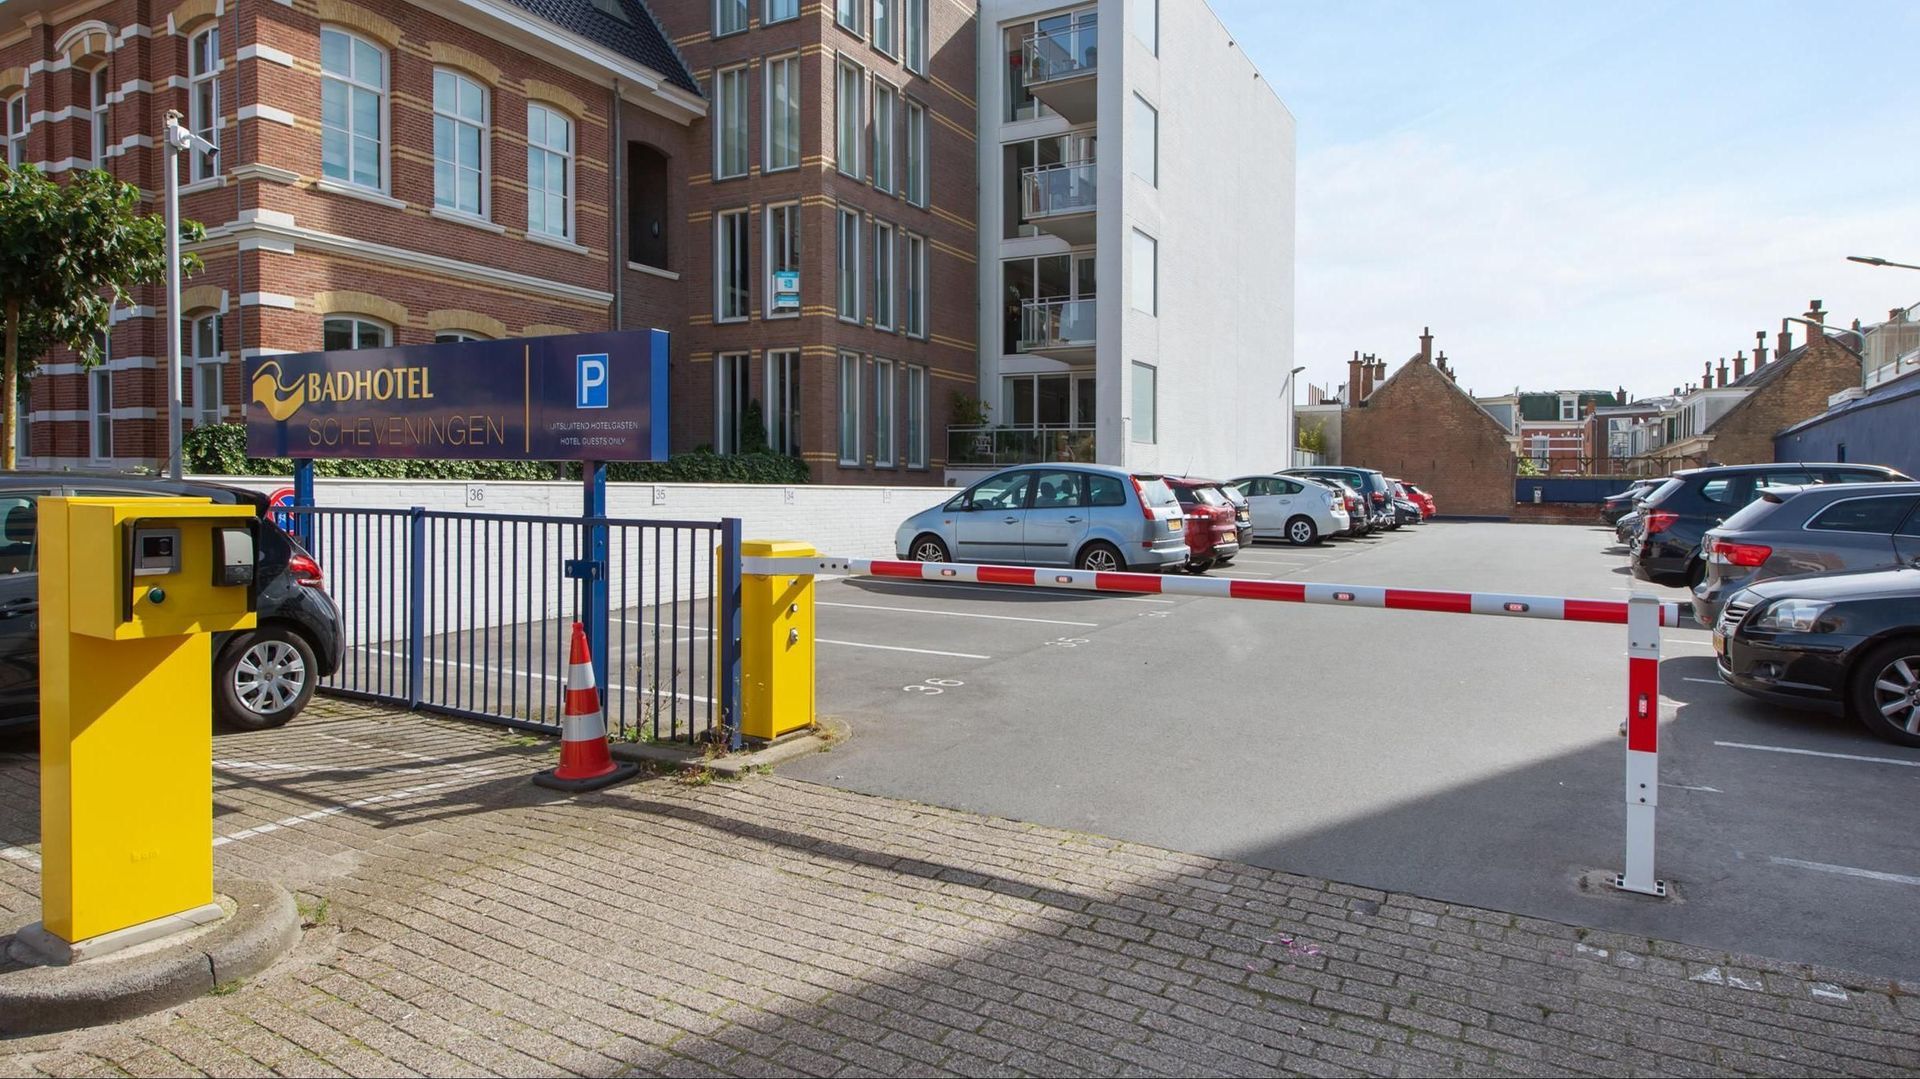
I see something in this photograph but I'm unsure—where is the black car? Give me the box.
[1630,463,1910,588]
[1390,498,1422,527]
[0,473,343,732]
[1715,566,1920,746]
[1601,479,1660,525]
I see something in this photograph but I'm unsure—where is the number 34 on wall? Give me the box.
[903,679,964,695]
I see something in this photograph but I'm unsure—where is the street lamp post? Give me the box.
[160,110,216,480]
[1846,255,1920,272]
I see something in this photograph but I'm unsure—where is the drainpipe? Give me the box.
[610,78,622,331]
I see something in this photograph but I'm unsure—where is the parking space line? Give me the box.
[1769,856,1920,887]
[1681,677,1721,685]
[818,638,990,659]
[817,601,1097,627]
[1713,741,1920,768]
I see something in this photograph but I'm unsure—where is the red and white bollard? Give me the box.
[1615,593,1666,896]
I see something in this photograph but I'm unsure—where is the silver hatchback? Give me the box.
[895,464,1189,571]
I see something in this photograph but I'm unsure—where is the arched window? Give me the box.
[432,68,487,216]
[189,27,220,180]
[87,65,110,168]
[184,312,224,425]
[526,104,573,240]
[628,142,669,268]
[4,93,26,167]
[320,28,385,190]
[434,330,487,343]
[322,316,389,350]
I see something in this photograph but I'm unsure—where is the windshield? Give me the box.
[1132,475,1177,508]
[1217,486,1248,508]
[1719,494,1787,533]
[1191,487,1225,507]
[1642,478,1683,506]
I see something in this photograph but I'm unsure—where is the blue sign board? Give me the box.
[245,329,669,461]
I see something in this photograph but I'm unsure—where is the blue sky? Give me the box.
[1211,0,1920,400]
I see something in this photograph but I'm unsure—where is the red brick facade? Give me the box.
[1341,331,1519,518]
[1695,332,1860,466]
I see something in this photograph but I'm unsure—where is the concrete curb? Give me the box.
[610,718,847,778]
[0,879,299,1035]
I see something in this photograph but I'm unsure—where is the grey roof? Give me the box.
[500,0,702,96]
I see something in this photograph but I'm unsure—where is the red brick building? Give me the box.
[1340,329,1517,518]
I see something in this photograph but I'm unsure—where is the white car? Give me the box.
[1230,474,1350,545]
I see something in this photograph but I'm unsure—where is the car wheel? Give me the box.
[215,626,316,731]
[1684,558,1706,591]
[1849,638,1920,747]
[910,534,950,562]
[1077,541,1125,573]
[1285,516,1318,546]
[1188,557,1215,575]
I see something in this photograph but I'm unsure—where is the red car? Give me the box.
[1166,477,1240,573]
[1393,478,1436,519]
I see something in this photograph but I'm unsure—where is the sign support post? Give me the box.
[291,459,314,550]
[581,461,610,701]
[1615,593,1665,896]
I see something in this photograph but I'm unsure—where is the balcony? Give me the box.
[947,424,1096,468]
[1021,24,1098,124]
[1018,297,1096,360]
[1020,161,1097,244]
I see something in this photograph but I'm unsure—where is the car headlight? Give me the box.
[1749,599,1831,633]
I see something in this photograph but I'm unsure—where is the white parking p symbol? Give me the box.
[577,354,609,409]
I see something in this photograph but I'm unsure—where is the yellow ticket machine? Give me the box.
[34,497,259,957]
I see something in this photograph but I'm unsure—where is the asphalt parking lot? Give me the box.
[782,521,1920,981]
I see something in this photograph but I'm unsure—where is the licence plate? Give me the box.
[1168,519,1182,532]
[1712,631,1725,656]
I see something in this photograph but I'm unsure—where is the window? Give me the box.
[1131,361,1156,443]
[1003,252,1096,353]
[713,65,748,180]
[14,406,28,462]
[527,105,573,239]
[1807,497,1918,534]
[1130,94,1156,187]
[185,313,223,425]
[716,352,751,453]
[435,331,486,343]
[433,69,487,216]
[4,94,25,166]
[837,207,861,321]
[0,495,35,574]
[628,142,670,268]
[321,28,385,189]
[90,368,112,459]
[1001,373,1093,427]
[1131,229,1157,314]
[905,0,928,73]
[872,221,895,331]
[716,209,750,322]
[903,99,927,205]
[838,352,862,464]
[874,0,899,57]
[322,317,388,350]
[903,231,926,338]
[1089,474,1125,507]
[871,81,897,193]
[835,0,861,35]
[765,202,801,318]
[715,0,748,35]
[1134,0,1157,54]
[873,358,895,466]
[1528,435,1549,469]
[1697,477,1737,504]
[88,66,109,168]
[189,28,220,180]
[967,471,1029,511]
[1559,395,1577,421]
[767,0,800,24]
[1031,470,1085,509]
[765,55,800,173]
[835,60,863,178]
[766,349,801,456]
[905,364,926,468]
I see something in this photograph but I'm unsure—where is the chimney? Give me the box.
[1778,318,1793,358]
[1616,385,1627,404]
[1805,299,1825,328]
[1347,350,1364,406]
[1672,386,1681,397]
[1895,308,1910,323]
[1419,326,1434,363]
[1754,330,1769,368]
[1716,358,1729,387]
[1703,360,1713,387]
[1359,353,1377,400]
[1373,357,1387,386]
[1732,350,1747,380]
[1437,350,1453,380]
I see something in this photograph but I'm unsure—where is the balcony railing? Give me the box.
[1022,23,1098,88]
[1019,297,1096,354]
[947,424,1096,467]
[1021,161,1097,220]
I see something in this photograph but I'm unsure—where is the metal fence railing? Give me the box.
[288,506,740,745]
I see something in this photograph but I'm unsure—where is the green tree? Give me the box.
[0,164,203,468]
[1296,419,1328,455]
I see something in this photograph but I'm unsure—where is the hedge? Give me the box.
[182,423,809,485]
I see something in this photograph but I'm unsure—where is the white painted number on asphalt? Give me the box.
[903,678,965,695]
[1044,637,1091,648]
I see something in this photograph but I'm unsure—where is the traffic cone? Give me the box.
[532,622,640,792]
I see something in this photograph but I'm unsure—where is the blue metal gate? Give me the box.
[284,506,743,746]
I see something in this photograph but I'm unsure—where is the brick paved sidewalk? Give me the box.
[2,701,1917,1077]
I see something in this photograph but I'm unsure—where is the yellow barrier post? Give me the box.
[738,540,816,742]
[32,497,258,961]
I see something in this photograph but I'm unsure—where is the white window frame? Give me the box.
[1559,394,1578,421]
[320,27,387,191]
[873,0,900,58]
[1131,228,1157,315]
[872,220,896,332]
[714,0,749,36]
[766,348,801,456]
[185,312,224,426]
[838,351,862,465]
[188,27,221,180]
[4,93,25,167]
[837,207,862,323]
[766,0,801,25]
[835,0,862,36]
[905,363,926,468]
[716,208,750,323]
[903,98,927,206]
[903,231,927,339]
[88,66,109,168]
[432,68,489,218]
[1130,93,1156,188]
[905,0,928,74]
[765,201,801,319]
[835,58,864,179]
[713,64,749,180]
[764,54,801,173]
[1131,361,1156,444]
[716,351,751,453]
[526,103,575,240]
[322,316,391,350]
[873,357,895,467]
[871,79,897,194]
[89,367,112,461]
[434,330,488,343]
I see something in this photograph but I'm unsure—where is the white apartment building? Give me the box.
[958,0,1296,483]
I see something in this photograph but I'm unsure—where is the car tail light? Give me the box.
[288,552,325,587]
[1371,490,1386,504]
[1713,539,1772,567]
[1644,509,1678,534]
[1127,476,1154,520]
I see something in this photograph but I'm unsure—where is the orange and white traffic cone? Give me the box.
[532,622,640,792]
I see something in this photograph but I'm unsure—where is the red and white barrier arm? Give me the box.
[739,556,1686,628]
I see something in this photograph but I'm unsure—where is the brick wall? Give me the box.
[1704,334,1861,465]
[1342,343,1518,518]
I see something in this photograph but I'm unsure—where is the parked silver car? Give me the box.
[896,464,1189,571]
[1694,481,1920,627]
[1230,474,1350,545]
